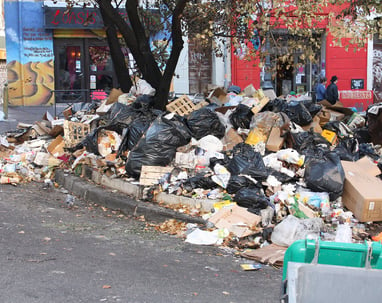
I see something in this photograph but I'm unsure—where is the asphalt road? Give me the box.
[0,182,282,303]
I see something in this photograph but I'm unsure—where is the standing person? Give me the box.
[315,76,327,102]
[325,75,339,105]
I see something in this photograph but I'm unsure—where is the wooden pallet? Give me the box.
[166,95,208,116]
[139,165,173,186]
[63,120,91,147]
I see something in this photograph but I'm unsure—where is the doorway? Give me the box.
[54,38,118,103]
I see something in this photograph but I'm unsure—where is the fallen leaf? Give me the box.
[109,252,116,256]
[222,291,230,295]
[102,285,111,289]
[18,231,25,234]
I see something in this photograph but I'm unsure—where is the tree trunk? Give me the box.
[96,0,189,111]
[100,6,133,93]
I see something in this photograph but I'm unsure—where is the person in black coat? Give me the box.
[325,75,339,105]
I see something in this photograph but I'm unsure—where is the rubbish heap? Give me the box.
[2,82,382,267]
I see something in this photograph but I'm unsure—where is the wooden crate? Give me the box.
[139,165,173,186]
[63,120,91,147]
[166,95,208,116]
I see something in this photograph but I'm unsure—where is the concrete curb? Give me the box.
[55,169,206,224]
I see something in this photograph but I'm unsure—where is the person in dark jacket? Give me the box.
[325,75,339,105]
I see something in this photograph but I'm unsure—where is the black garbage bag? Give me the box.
[209,155,230,170]
[359,143,381,161]
[227,151,268,181]
[303,99,322,117]
[226,175,258,194]
[182,175,217,192]
[104,96,161,126]
[353,127,371,144]
[231,142,257,158]
[229,104,254,129]
[334,137,360,161]
[125,114,192,178]
[234,187,270,215]
[117,118,152,157]
[283,101,313,126]
[186,107,226,140]
[291,130,330,155]
[261,98,287,113]
[304,151,345,201]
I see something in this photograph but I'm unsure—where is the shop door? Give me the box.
[54,38,118,103]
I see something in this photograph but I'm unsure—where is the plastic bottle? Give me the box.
[335,223,352,243]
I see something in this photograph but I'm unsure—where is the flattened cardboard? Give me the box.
[240,244,287,266]
[251,97,270,115]
[208,204,261,238]
[341,158,382,222]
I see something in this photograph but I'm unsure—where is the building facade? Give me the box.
[230,5,377,111]
[4,0,221,106]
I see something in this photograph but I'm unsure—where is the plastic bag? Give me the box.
[226,175,257,194]
[302,99,322,117]
[304,152,345,201]
[186,107,226,140]
[229,104,254,129]
[334,137,360,161]
[125,113,192,178]
[182,175,217,192]
[270,215,323,247]
[227,152,268,181]
[283,101,313,126]
[234,187,269,215]
[291,130,330,154]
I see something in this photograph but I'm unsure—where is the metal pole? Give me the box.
[3,83,8,120]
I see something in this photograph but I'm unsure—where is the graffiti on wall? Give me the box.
[373,48,382,103]
[5,1,54,106]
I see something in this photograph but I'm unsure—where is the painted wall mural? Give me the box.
[5,0,54,106]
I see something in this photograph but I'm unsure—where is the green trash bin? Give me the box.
[281,239,382,302]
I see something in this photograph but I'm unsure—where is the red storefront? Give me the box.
[230,5,374,111]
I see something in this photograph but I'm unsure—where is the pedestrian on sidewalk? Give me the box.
[315,76,327,103]
[325,75,339,105]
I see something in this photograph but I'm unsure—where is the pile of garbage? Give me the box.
[2,82,382,266]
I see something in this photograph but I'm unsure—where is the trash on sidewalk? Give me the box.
[2,80,382,264]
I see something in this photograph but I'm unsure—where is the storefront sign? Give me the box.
[339,90,373,111]
[44,7,126,29]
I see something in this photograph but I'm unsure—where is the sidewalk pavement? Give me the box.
[0,105,57,134]
[0,105,209,224]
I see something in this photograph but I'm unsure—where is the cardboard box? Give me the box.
[266,127,285,152]
[341,158,382,222]
[47,135,66,157]
[326,109,345,121]
[302,116,323,134]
